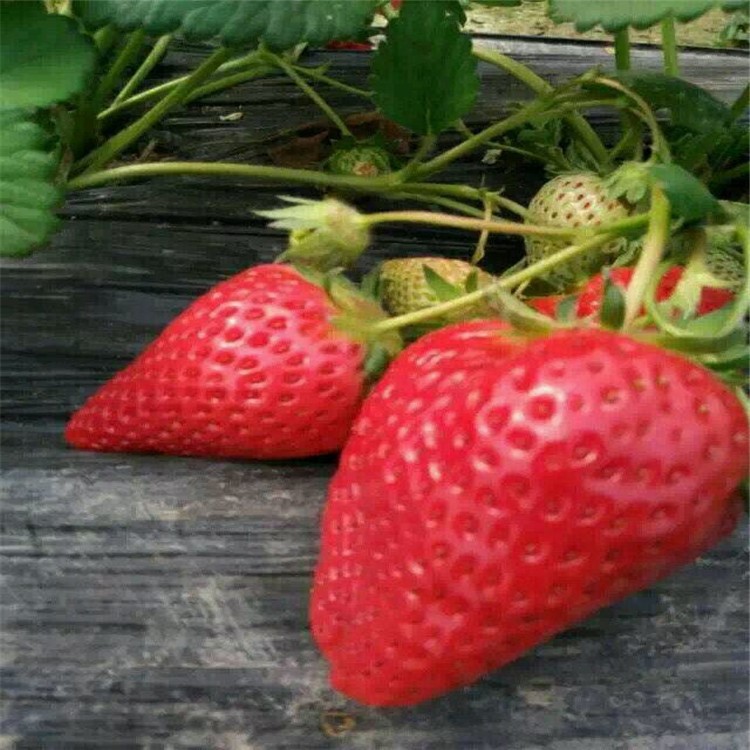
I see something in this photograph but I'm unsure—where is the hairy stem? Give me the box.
[614,29,632,72]
[77,47,234,174]
[414,97,551,178]
[98,51,263,120]
[395,182,529,218]
[660,16,680,76]
[291,64,373,98]
[399,135,437,181]
[266,52,352,136]
[363,210,581,239]
[624,186,670,327]
[472,45,609,167]
[93,30,147,112]
[67,160,398,193]
[113,34,172,105]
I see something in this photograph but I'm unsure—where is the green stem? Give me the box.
[77,47,234,174]
[472,45,609,167]
[623,186,670,327]
[399,135,437,181]
[614,29,631,72]
[98,50,263,121]
[181,65,277,106]
[397,182,529,218]
[363,210,581,239]
[67,160,398,193]
[266,51,352,136]
[387,192,487,218]
[93,30,147,112]
[593,76,670,162]
[291,64,373,98]
[113,34,172,105]
[370,233,622,335]
[414,97,551,178]
[660,16,680,76]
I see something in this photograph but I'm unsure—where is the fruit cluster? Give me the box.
[66,173,748,707]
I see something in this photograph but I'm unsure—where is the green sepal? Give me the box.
[599,273,627,329]
[423,265,464,302]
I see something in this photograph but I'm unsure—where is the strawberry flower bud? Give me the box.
[258,196,370,271]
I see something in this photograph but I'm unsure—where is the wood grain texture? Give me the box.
[2,37,748,749]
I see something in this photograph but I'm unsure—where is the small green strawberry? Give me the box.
[525,173,633,289]
[377,257,494,322]
[326,143,392,178]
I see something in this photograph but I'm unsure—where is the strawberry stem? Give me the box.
[362,210,578,239]
[623,186,671,328]
[266,50,353,137]
[112,34,172,106]
[471,45,609,168]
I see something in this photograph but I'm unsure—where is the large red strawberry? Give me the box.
[528,266,734,320]
[66,264,392,460]
[310,324,747,706]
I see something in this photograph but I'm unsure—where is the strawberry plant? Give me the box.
[3,0,749,710]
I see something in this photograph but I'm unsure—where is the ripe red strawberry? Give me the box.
[66,265,375,460]
[310,324,747,706]
[528,266,734,320]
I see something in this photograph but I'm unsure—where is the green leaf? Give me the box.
[0,111,63,257]
[423,265,463,302]
[614,72,731,134]
[371,0,479,135]
[548,0,747,31]
[0,3,96,111]
[649,163,720,223]
[74,0,379,51]
[465,269,480,293]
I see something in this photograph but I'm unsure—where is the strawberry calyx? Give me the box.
[292,263,402,381]
[257,196,371,271]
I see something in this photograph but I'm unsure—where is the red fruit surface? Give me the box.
[527,294,564,317]
[310,324,747,706]
[65,265,366,460]
[576,266,734,318]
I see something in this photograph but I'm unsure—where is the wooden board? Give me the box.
[2,37,748,749]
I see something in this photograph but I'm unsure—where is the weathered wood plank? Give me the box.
[2,37,748,749]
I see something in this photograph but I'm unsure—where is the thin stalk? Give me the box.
[624,186,670,327]
[414,97,551,178]
[472,45,609,167]
[370,233,619,335]
[113,34,172,105]
[363,210,580,240]
[593,76,670,162]
[181,65,277,106]
[99,50,263,120]
[613,29,631,72]
[387,192,487,218]
[266,51,352,136]
[399,135,437,181]
[92,30,147,111]
[660,16,680,76]
[471,197,493,264]
[397,182,529,218]
[77,47,234,174]
[67,160,398,193]
[291,64,373,98]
